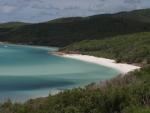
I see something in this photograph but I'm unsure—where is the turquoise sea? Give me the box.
[0,44,120,102]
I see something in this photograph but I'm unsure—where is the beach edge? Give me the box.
[53,52,141,74]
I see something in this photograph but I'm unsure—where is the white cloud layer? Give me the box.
[0,0,150,23]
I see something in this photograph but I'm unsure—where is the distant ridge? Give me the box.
[0,22,28,28]
[0,8,150,46]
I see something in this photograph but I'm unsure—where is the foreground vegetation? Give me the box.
[0,66,150,113]
[1,9,150,46]
[62,32,150,65]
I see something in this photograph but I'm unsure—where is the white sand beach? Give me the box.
[56,53,141,74]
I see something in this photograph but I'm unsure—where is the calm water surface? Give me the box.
[0,44,120,102]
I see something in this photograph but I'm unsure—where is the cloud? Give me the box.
[0,5,16,13]
[124,0,141,4]
[0,0,150,23]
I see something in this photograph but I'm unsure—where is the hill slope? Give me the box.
[115,9,150,23]
[0,9,150,46]
[0,22,28,28]
[0,22,28,36]
[62,32,150,65]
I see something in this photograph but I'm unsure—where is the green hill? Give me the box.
[62,32,150,65]
[1,9,150,46]
[0,22,28,36]
[0,22,28,28]
[115,9,150,23]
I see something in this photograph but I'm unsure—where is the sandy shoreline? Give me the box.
[55,52,141,74]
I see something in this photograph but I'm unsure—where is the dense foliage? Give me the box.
[0,66,150,113]
[62,32,150,65]
[0,9,150,46]
[0,22,28,36]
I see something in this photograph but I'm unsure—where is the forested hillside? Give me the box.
[0,9,150,46]
[62,32,150,65]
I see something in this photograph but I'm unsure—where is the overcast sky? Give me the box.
[0,0,150,23]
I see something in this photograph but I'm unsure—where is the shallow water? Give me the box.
[0,44,120,102]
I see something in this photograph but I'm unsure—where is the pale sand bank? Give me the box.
[55,53,141,74]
